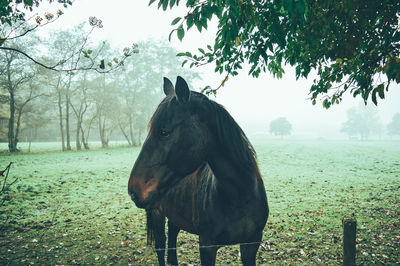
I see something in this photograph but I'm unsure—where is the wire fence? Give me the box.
[135,240,264,253]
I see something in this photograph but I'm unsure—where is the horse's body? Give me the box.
[128,76,269,265]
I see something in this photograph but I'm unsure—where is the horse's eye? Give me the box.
[159,128,171,138]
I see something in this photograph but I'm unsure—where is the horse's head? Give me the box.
[128,76,211,209]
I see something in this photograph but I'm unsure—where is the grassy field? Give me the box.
[0,140,399,265]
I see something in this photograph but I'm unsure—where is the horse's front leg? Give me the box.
[147,211,166,266]
[167,220,180,265]
[199,236,219,266]
[240,231,263,266]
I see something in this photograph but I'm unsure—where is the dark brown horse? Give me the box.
[128,76,269,265]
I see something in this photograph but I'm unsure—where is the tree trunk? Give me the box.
[65,93,71,150]
[138,128,142,146]
[83,115,95,150]
[13,106,24,152]
[80,126,89,149]
[119,123,132,146]
[57,90,66,151]
[7,91,17,152]
[98,114,109,148]
[129,115,134,146]
[7,62,17,153]
[76,119,81,150]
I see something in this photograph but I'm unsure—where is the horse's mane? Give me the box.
[192,92,260,178]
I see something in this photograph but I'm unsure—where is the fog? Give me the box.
[32,0,400,140]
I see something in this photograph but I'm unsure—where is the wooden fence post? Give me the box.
[343,217,357,266]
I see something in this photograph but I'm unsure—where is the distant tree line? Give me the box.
[268,108,400,140]
[341,105,400,140]
[0,23,200,152]
[387,113,400,138]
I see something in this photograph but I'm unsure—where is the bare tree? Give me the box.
[69,71,95,150]
[93,77,119,148]
[20,100,52,152]
[0,41,42,152]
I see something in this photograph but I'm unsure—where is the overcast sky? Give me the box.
[34,0,400,139]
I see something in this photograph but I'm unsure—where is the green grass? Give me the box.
[0,140,399,265]
[0,141,130,154]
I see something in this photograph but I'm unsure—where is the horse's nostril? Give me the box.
[128,188,137,201]
[130,193,136,201]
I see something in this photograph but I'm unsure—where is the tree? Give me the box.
[92,76,119,148]
[341,104,382,140]
[0,37,45,152]
[0,94,7,142]
[0,1,72,25]
[387,113,400,137]
[69,67,99,150]
[44,23,115,151]
[1,2,137,73]
[116,39,201,146]
[69,72,91,150]
[13,71,46,149]
[269,117,292,138]
[152,0,400,107]
[19,100,52,152]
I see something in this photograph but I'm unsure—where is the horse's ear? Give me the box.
[163,77,174,96]
[175,76,190,103]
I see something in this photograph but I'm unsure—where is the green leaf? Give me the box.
[169,0,176,8]
[162,0,168,10]
[371,89,377,105]
[148,0,157,6]
[372,83,385,105]
[171,17,181,25]
[168,29,175,41]
[23,0,33,6]
[196,21,202,32]
[201,85,211,94]
[177,26,185,41]
[201,19,208,30]
[187,14,194,29]
[322,98,330,109]
[377,84,385,99]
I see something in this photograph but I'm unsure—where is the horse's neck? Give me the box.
[207,150,258,202]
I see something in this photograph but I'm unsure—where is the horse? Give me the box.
[128,76,269,266]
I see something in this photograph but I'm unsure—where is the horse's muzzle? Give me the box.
[128,188,153,209]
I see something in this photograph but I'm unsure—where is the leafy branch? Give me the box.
[150,0,400,107]
[1,15,139,74]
